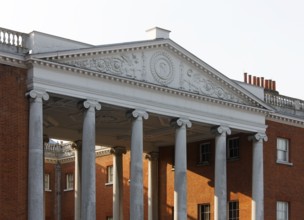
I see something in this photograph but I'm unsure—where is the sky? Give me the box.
[1,0,303,99]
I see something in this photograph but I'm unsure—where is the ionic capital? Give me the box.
[111,146,127,155]
[127,109,149,120]
[83,99,101,111]
[170,118,192,128]
[249,132,268,142]
[145,152,159,161]
[27,90,49,102]
[211,125,231,136]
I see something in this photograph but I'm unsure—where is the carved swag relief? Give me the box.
[179,63,243,103]
[57,50,243,104]
[61,53,145,80]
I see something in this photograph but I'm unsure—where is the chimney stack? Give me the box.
[243,72,277,92]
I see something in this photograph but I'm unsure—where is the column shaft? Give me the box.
[128,109,148,220]
[112,147,126,220]
[172,118,192,220]
[212,126,231,220]
[81,100,101,220]
[251,133,267,220]
[28,90,49,220]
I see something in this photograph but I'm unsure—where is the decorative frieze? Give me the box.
[179,63,243,103]
[61,53,143,80]
[150,51,174,85]
[54,47,251,108]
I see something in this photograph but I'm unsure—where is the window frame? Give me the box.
[198,142,211,165]
[65,173,74,191]
[198,203,210,220]
[276,138,293,165]
[106,165,113,185]
[44,173,51,191]
[276,201,289,220]
[228,200,239,220]
[227,137,240,160]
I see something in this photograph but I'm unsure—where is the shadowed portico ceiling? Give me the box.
[43,94,217,151]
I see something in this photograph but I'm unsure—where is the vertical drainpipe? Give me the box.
[55,161,62,220]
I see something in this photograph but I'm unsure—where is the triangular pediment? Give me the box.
[37,39,271,110]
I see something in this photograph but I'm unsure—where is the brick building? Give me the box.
[0,27,303,220]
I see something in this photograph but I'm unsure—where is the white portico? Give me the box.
[24,27,271,220]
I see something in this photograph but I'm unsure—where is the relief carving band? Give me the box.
[180,66,243,103]
[60,53,142,79]
[150,51,174,85]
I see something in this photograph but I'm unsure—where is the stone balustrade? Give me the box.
[0,27,28,48]
[265,91,304,118]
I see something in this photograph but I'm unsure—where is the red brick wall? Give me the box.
[0,64,28,220]
[264,120,304,220]
[45,163,56,220]
[96,154,115,219]
[61,162,75,220]
[159,133,253,220]
[44,150,153,220]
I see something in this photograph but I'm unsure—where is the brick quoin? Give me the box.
[0,64,28,220]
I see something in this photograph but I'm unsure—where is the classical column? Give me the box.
[111,146,126,220]
[212,125,231,220]
[127,109,149,220]
[249,133,267,220]
[81,100,101,220]
[171,118,192,220]
[73,140,82,220]
[27,90,49,220]
[146,152,159,220]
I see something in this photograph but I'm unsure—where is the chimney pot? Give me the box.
[257,77,260,86]
[249,75,252,84]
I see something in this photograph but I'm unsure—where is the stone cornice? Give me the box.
[0,52,26,68]
[27,57,271,116]
[45,148,112,164]
[267,112,304,128]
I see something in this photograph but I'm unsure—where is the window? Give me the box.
[44,173,50,191]
[277,201,288,220]
[65,173,74,190]
[199,143,211,164]
[228,201,239,220]
[198,203,210,220]
[106,217,113,220]
[227,137,240,159]
[107,165,113,184]
[277,138,290,163]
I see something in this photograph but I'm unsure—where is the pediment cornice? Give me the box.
[29,39,272,113]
